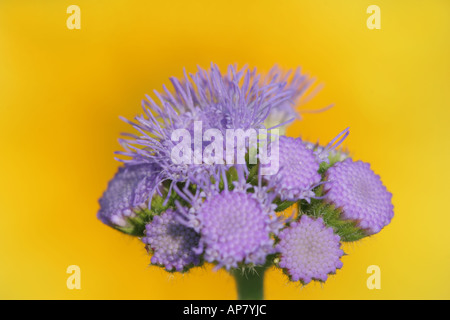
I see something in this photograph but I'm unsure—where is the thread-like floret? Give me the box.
[116,65,311,189]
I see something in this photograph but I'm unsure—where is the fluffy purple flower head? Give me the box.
[264,136,321,201]
[97,164,158,228]
[142,209,201,272]
[115,64,312,194]
[176,165,282,270]
[263,67,316,129]
[276,215,344,284]
[181,64,314,132]
[324,158,394,235]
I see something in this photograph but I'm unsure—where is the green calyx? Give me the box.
[318,150,349,175]
[298,198,367,242]
[114,191,178,237]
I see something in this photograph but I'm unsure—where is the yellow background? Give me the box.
[0,0,449,299]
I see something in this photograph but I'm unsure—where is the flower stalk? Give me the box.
[231,266,267,300]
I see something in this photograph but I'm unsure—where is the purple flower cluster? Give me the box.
[114,64,311,192]
[98,64,394,286]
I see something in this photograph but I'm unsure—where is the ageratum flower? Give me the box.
[264,136,321,201]
[184,64,313,132]
[97,164,158,228]
[276,215,344,284]
[115,64,313,200]
[142,209,201,272]
[324,158,394,235]
[97,63,394,298]
[176,165,282,270]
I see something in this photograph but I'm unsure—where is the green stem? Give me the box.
[231,266,266,300]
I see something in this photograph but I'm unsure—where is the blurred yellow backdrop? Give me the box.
[0,0,449,299]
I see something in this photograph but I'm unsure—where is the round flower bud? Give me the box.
[143,209,201,272]
[265,136,321,201]
[97,164,157,231]
[196,191,278,269]
[276,215,344,284]
[324,158,394,235]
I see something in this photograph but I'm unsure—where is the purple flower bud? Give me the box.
[97,164,157,228]
[265,136,321,201]
[276,215,344,284]
[143,209,201,272]
[194,190,279,270]
[324,158,394,235]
